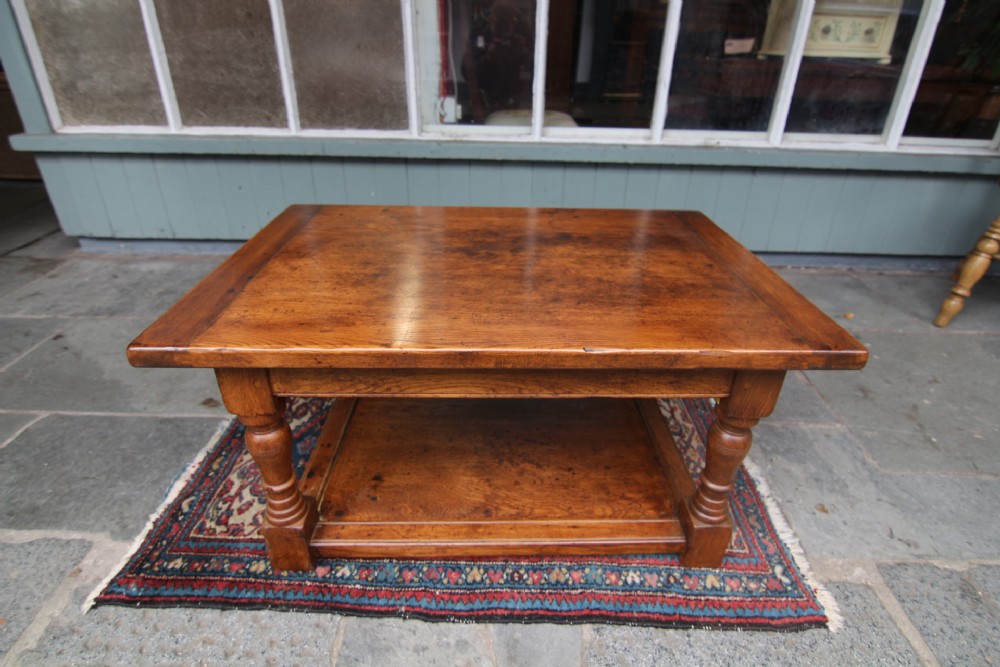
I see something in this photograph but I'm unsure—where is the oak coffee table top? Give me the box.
[128,206,867,571]
[128,205,867,371]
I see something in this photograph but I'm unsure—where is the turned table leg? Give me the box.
[935,216,1000,328]
[680,370,785,567]
[215,368,317,571]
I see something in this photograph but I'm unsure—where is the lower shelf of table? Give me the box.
[300,397,695,558]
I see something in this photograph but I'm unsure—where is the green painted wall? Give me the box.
[37,154,1000,255]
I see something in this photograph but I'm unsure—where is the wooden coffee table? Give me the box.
[128,206,867,571]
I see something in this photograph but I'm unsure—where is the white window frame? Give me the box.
[10,0,1000,155]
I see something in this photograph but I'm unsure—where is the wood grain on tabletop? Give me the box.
[127,206,868,371]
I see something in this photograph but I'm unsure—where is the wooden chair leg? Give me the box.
[935,216,1000,328]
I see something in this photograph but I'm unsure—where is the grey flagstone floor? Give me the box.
[0,182,998,666]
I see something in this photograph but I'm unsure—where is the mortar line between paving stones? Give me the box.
[0,413,46,449]
[581,625,593,666]
[866,563,943,667]
[0,230,61,258]
[0,528,121,545]
[0,334,58,373]
[0,538,130,667]
[481,624,499,667]
[329,616,348,666]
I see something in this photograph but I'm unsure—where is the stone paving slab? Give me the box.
[0,318,225,415]
[491,623,583,667]
[880,564,1000,667]
[10,231,80,260]
[805,332,1000,474]
[15,587,340,666]
[0,200,61,256]
[770,371,839,424]
[338,617,494,667]
[0,317,60,369]
[583,584,919,666]
[778,270,926,334]
[0,412,41,447]
[854,272,1000,333]
[0,257,60,295]
[0,256,224,319]
[750,421,1000,560]
[0,539,91,656]
[0,415,225,539]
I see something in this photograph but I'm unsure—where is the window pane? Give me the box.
[904,1,1000,140]
[416,0,536,128]
[154,0,286,127]
[286,0,408,130]
[546,0,666,129]
[666,0,779,131]
[785,0,922,134]
[24,0,165,126]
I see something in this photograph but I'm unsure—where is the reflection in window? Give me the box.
[418,0,537,127]
[419,0,671,130]
[546,0,666,129]
[784,0,922,134]
[904,1,1000,140]
[666,0,779,131]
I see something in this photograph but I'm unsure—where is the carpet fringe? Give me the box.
[742,454,843,632]
[81,418,233,613]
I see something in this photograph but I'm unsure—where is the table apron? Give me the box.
[267,368,735,398]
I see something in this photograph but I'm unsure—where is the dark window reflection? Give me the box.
[904,1,1000,140]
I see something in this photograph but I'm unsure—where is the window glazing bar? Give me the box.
[767,0,814,146]
[8,0,63,129]
[268,0,300,133]
[531,0,551,140]
[650,0,683,143]
[882,0,945,149]
[401,0,420,136]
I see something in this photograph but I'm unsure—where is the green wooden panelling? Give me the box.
[406,161,443,205]
[435,161,472,206]
[311,158,348,203]
[278,158,317,205]
[184,159,231,238]
[529,164,564,207]
[34,157,80,233]
[713,169,755,240]
[59,156,113,237]
[154,157,202,238]
[561,164,598,208]
[121,156,173,237]
[826,176,876,252]
[35,154,1000,256]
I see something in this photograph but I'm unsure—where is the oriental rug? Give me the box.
[90,398,839,631]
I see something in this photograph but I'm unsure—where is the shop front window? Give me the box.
[12,0,1000,154]
[904,0,1000,140]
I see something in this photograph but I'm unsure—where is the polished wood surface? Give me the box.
[308,398,687,557]
[128,205,868,570]
[128,206,868,371]
[935,214,1000,327]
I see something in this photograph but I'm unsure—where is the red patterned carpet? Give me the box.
[92,397,838,631]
